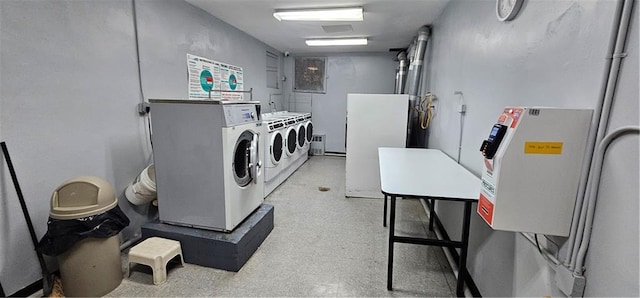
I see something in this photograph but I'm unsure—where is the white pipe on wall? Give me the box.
[573,126,639,275]
[564,0,632,269]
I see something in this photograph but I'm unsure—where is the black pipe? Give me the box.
[1,142,52,296]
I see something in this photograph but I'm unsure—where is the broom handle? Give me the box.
[0,142,49,275]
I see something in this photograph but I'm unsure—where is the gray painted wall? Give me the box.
[0,0,280,294]
[424,0,638,296]
[283,53,397,153]
[135,0,282,108]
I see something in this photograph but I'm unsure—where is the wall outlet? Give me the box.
[555,265,586,297]
[137,102,151,116]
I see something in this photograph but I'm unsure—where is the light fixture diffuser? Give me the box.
[273,7,363,21]
[305,38,368,47]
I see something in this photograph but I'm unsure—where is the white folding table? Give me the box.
[378,148,480,297]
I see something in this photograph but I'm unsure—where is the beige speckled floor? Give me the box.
[104,155,455,296]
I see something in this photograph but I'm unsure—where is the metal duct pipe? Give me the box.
[406,26,431,147]
[406,26,431,97]
[394,51,408,94]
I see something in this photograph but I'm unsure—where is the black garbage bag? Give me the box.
[37,205,130,256]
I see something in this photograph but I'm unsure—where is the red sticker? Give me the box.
[478,193,495,225]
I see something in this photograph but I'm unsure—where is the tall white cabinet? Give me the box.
[345,94,409,198]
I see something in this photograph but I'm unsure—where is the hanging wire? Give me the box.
[534,234,560,266]
[414,92,435,129]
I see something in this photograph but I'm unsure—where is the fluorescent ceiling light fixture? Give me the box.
[305,38,368,46]
[273,7,363,21]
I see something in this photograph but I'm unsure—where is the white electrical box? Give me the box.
[478,107,592,236]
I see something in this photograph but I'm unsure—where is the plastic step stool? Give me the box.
[128,237,184,285]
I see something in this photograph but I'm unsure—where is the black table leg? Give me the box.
[428,198,435,231]
[456,201,472,297]
[387,195,396,290]
[383,194,388,227]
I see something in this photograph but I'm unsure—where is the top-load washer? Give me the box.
[150,99,264,232]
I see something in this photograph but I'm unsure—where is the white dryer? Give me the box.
[150,99,264,232]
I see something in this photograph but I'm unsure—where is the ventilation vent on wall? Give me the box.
[310,134,325,156]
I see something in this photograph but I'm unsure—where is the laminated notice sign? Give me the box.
[187,54,221,99]
[187,54,244,100]
[220,63,244,100]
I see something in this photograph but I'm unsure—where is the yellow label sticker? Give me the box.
[524,142,563,154]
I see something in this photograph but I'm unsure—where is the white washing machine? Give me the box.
[262,112,295,169]
[295,115,307,153]
[263,117,285,181]
[262,116,286,196]
[260,111,312,197]
[286,112,313,155]
[283,115,299,164]
[150,99,264,232]
[303,114,313,152]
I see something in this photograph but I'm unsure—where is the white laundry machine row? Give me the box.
[150,99,264,232]
[261,111,312,197]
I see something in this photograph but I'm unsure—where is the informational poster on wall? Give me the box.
[187,54,221,99]
[187,54,244,100]
[220,63,244,100]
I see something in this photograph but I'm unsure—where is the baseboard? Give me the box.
[323,151,345,157]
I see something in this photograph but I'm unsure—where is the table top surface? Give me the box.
[378,148,481,201]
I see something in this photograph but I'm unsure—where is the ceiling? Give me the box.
[186,0,450,54]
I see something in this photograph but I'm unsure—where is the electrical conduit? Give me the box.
[573,126,639,275]
[564,0,633,269]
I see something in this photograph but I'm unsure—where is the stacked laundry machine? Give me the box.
[262,111,313,196]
